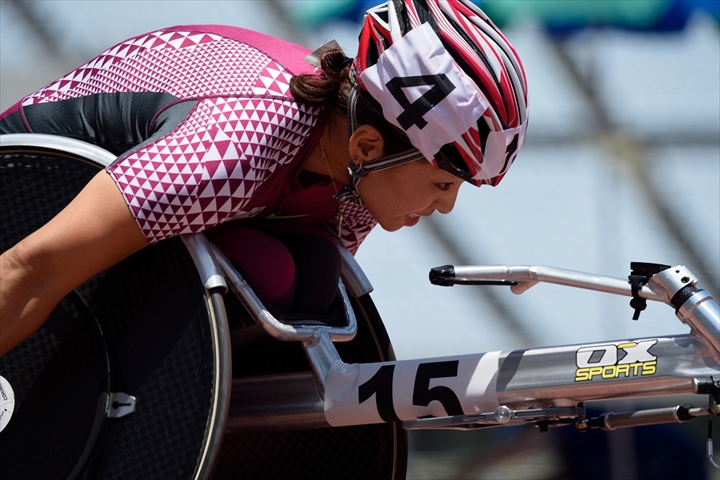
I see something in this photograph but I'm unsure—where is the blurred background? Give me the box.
[1,1,718,478]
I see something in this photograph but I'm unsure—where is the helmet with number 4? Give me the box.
[349,0,528,187]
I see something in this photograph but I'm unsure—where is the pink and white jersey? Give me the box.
[1,26,377,252]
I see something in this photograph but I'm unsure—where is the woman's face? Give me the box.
[357,160,462,231]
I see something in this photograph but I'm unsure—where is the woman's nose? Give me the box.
[434,188,459,215]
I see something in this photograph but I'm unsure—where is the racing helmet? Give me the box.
[349,0,529,186]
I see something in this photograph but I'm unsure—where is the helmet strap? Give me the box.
[349,149,424,185]
[347,70,425,192]
[347,69,360,138]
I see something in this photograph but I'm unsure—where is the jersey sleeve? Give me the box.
[107,97,320,243]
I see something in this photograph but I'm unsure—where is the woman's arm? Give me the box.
[0,170,149,356]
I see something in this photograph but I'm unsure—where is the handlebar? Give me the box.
[431,262,720,362]
[430,264,663,300]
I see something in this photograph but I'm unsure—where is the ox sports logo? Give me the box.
[574,340,658,382]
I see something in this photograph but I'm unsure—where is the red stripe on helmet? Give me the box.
[405,0,422,27]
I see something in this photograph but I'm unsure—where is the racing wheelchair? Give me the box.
[0,134,717,479]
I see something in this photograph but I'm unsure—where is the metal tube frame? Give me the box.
[180,233,719,438]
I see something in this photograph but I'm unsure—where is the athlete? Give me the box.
[0,0,528,356]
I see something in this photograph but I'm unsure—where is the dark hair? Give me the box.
[289,48,413,156]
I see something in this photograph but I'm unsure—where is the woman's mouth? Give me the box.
[406,213,421,227]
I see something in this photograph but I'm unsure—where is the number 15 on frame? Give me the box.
[324,352,501,426]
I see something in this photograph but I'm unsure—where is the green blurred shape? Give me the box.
[479,0,673,28]
[284,0,357,27]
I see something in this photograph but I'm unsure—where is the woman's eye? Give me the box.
[436,182,453,191]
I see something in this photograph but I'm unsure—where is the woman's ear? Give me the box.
[348,125,385,163]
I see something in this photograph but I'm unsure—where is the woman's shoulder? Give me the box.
[153,25,316,76]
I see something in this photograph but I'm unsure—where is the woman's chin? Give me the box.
[380,223,402,232]
[378,216,417,232]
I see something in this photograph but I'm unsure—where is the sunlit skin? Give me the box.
[306,117,463,233]
[357,160,462,231]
